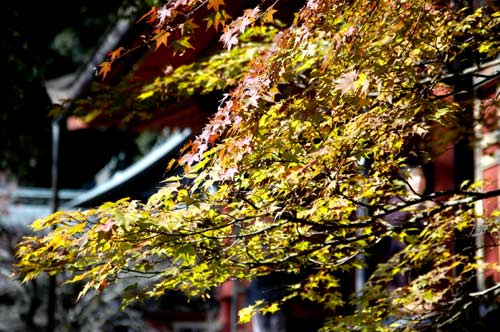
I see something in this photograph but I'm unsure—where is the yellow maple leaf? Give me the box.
[263,7,278,23]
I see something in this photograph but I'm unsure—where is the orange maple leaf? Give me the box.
[155,31,171,50]
[107,46,124,61]
[137,6,158,24]
[207,0,224,12]
[98,61,112,80]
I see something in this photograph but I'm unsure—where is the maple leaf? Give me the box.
[136,6,157,24]
[222,167,239,180]
[180,152,200,166]
[107,46,124,61]
[220,28,239,49]
[98,61,112,80]
[214,111,232,129]
[158,5,173,25]
[207,0,224,12]
[155,31,171,50]
[213,11,226,31]
[199,126,215,142]
[237,15,252,33]
[334,70,358,95]
[180,19,200,34]
[205,15,215,31]
[172,36,195,55]
[244,6,260,20]
[246,93,260,108]
[412,124,429,136]
[263,7,278,23]
[196,142,208,156]
[176,36,195,49]
[96,218,114,233]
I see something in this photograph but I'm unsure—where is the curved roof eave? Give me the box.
[64,128,192,209]
[44,18,131,105]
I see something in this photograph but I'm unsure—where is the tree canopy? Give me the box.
[14,0,500,331]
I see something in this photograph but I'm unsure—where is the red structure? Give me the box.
[473,60,500,286]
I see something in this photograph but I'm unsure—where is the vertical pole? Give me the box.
[47,118,61,332]
[355,157,368,303]
[230,221,241,332]
[230,279,239,332]
[473,74,485,293]
[50,119,61,214]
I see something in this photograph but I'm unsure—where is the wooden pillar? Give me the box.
[473,62,500,287]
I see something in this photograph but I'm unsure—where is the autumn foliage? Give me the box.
[14,1,500,331]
